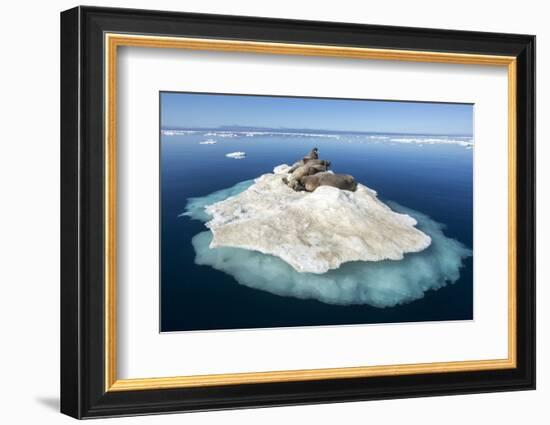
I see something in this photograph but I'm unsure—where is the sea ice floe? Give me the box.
[202,166,431,273]
[225,151,246,159]
[183,179,472,307]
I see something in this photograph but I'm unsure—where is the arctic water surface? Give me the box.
[160,130,473,332]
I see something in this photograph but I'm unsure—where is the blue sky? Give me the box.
[161,92,473,136]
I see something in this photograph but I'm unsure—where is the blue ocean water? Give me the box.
[160,130,473,332]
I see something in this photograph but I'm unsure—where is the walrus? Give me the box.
[286,178,306,192]
[291,163,329,179]
[288,159,330,173]
[303,147,318,161]
[283,166,322,188]
[300,172,358,192]
[283,161,330,189]
[303,159,330,167]
[287,160,304,173]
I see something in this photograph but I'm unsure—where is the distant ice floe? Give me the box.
[205,131,340,139]
[225,151,246,159]
[161,129,198,136]
[199,139,217,145]
[389,137,473,147]
[182,180,472,307]
[162,128,473,148]
[206,132,238,138]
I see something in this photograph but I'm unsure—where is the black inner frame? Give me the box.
[60,6,535,419]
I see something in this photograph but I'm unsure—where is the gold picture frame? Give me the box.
[104,33,517,392]
[61,6,535,419]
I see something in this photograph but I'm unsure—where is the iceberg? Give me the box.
[194,164,432,274]
[183,178,472,307]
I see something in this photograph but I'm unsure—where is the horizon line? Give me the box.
[160,125,473,138]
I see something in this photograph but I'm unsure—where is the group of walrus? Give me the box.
[282,148,358,193]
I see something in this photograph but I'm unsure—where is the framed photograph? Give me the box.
[60,6,535,419]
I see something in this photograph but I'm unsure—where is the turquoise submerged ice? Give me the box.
[183,180,472,308]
